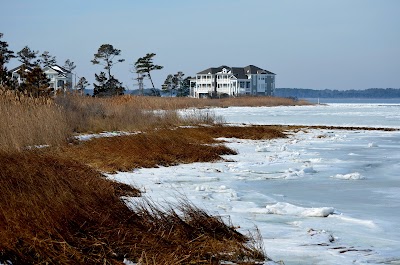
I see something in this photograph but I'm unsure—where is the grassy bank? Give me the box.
[1,124,287,264]
[0,152,265,264]
[1,88,302,264]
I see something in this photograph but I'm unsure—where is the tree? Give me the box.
[179,76,191,97]
[63,59,76,90]
[75,77,89,95]
[23,66,50,97]
[161,74,176,96]
[0,33,15,86]
[91,44,124,79]
[39,51,56,68]
[161,71,190,97]
[134,53,163,95]
[17,46,39,67]
[93,72,124,97]
[64,59,76,72]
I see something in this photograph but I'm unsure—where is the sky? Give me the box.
[1,0,399,90]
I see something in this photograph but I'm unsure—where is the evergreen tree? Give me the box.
[161,74,176,96]
[93,72,107,96]
[63,59,76,90]
[17,46,39,67]
[134,53,163,95]
[161,72,190,97]
[91,44,124,79]
[179,76,191,97]
[63,59,76,72]
[75,76,89,95]
[23,66,50,97]
[0,33,15,86]
[93,72,124,97]
[39,51,57,68]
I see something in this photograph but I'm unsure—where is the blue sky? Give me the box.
[1,0,399,90]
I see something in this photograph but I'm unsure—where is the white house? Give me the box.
[10,64,73,92]
[190,65,275,98]
[43,65,73,91]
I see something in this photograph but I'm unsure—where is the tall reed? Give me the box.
[0,87,70,152]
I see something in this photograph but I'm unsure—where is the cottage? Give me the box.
[10,64,73,92]
[190,65,275,98]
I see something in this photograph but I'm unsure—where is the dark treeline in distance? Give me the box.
[275,88,400,99]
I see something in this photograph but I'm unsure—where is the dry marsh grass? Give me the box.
[51,125,287,173]
[97,95,310,110]
[0,152,266,264]
[55,94,221,133]
[0,88,71,152]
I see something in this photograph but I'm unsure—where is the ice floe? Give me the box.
[264,202,335,217]
[331,172,365,180]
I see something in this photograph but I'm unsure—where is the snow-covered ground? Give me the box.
[108,103,400,265]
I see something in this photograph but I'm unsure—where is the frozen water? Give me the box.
[110,103,400,265]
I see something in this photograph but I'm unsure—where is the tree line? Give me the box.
[0,33,191,97]
[275,88,400,99]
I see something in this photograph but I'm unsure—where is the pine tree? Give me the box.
[134,53,163,96]
[63,59,76,90]
[0,33,15,86]
[91,44,124,79]
[39,51,57,68]
[75,76,89,95]
[23,66,50,97]
[17,46,39,67]
[93,72,107,96]
[162,74,176,96]
[64,59,76,72]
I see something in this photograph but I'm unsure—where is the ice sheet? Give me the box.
[111,104,400,264]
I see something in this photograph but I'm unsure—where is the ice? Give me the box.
[330,172,365,180]
[112,103,400,264]
[263,202,335,217]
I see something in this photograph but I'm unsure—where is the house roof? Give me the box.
[244,65,275,75]
[10,64,71,76]
[197,65,275,76]
[43,64,71,75]
[9,64,32,73]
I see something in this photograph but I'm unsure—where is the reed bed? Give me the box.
[0,152,266,264]
[0,88,71,152]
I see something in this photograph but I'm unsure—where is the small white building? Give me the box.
[10,64,73,92]
[190,65,275,98]
[43,65,73,91]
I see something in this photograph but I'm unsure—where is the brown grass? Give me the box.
[0,152,266,264]
[54,94,223,134]
[91,95,310,110]
[51,125,286,173]
[0,88,71,152]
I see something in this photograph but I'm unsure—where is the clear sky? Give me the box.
[1,0,399,90]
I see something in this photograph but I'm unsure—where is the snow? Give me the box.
[108,103,400,265]
[75,131,137,141]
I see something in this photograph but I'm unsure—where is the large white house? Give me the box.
[190,65,275,98]
[10,64,73,92]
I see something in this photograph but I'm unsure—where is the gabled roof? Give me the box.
[197,65,231,75]
[43,64,71,74]
[244,65,275,75]
[9,64,32,73]
[197,65,275,76]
